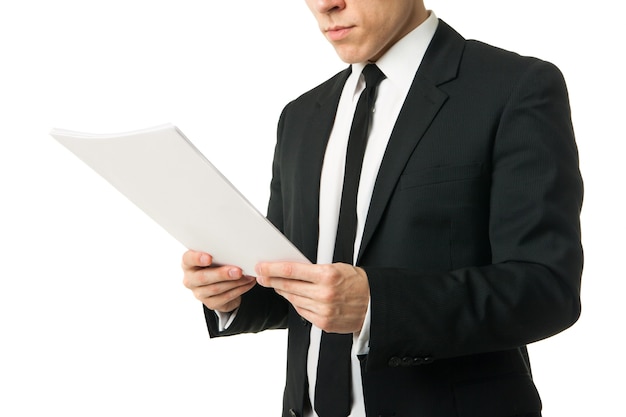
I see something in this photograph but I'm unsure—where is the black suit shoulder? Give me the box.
[290,68,350,104]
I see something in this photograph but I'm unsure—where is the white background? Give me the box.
[0,1,623,415]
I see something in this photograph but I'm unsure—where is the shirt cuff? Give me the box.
[214,308,238,332]
[352,298,371,355]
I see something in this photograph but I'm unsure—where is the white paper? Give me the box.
[50,123,309,275]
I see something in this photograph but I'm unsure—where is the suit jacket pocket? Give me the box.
[453,373,542,417]
[400,163,484,190]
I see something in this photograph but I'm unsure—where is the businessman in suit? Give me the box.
[182,1,583,416]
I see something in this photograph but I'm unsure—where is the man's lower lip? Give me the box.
[327,27,352,41]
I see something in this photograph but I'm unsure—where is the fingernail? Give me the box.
[228,268,241,279]
[200,254,210,265]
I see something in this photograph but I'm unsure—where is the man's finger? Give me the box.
[255,261,326,283]
[182,250,212,269]
[256,275,314,298]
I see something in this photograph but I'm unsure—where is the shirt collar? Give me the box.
[349,11,439,99]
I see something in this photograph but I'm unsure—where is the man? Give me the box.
[182,1,583,416]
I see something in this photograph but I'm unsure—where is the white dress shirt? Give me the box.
[307,12,439,417]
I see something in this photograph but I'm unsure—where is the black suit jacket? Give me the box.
[205,20,583,417]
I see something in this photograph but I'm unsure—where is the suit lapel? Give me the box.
[297,69,351,262]
[357,20,466,262]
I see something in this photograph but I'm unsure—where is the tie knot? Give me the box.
[362,64,385,90]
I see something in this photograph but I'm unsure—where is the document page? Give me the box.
[51,124,309,275]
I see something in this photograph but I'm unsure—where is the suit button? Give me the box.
[401,357,413,367]
[412,356,434,365]
[388,356,401,367]
[289,409,299,417]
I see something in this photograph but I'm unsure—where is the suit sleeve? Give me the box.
[363,60,583,370]
[203,108,291,337]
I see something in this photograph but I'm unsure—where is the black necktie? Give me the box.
[314,64,385,417]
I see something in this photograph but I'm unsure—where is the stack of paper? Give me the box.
[51,124,309,275]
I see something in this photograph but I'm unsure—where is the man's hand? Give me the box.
[255,262,370,334]
[182,250,256,313]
